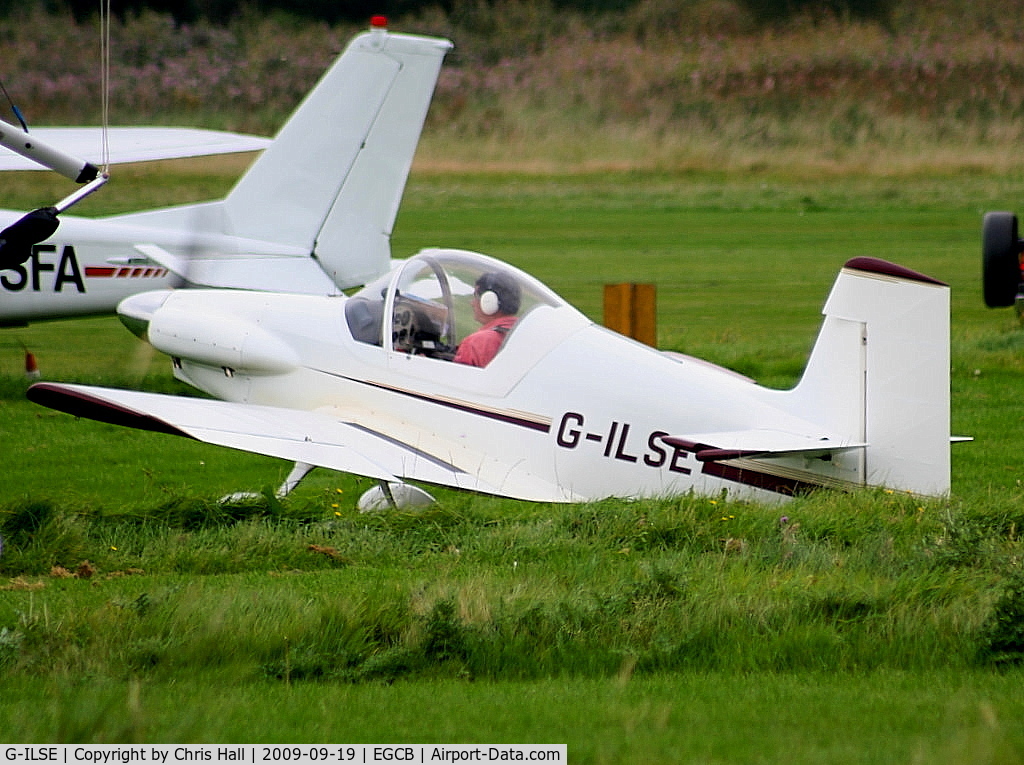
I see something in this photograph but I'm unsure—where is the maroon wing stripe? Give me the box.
[844,257,947,286]
[695,448,764,462]
[27,383,194,439]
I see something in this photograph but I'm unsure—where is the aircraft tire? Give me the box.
[982,211,1022,308]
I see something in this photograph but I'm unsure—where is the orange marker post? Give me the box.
[603,283,656,347]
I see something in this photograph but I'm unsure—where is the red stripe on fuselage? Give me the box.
[84,267,116,277]
[83,266,168,278]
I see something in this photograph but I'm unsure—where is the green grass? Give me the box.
[2,671,1023,761]
[3,167,1024,758]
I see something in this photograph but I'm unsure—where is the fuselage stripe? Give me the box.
[326,372,552,433]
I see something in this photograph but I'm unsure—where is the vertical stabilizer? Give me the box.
[785,257,950,495]
[221,27,452,288]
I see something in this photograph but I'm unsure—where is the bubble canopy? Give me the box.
[346,248,570,359]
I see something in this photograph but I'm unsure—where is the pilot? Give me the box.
[453,271,521,367]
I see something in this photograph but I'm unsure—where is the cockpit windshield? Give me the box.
[345,248,566,366]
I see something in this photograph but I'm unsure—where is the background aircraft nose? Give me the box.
[117,289,172,340]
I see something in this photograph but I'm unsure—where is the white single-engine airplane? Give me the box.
[25,24,956,508]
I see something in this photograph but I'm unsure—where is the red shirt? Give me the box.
[453,316,517,367]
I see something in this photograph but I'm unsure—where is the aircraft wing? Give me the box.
[26,382,517,496]
[662,429,867,461]
[0,127,270,170]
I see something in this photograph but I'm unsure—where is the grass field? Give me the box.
[3,163,1024,760]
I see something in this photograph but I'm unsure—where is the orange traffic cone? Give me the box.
[24,349,40,380]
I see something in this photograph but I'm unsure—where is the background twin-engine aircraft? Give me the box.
[14,22,956,508]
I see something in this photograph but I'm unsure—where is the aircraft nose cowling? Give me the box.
[118,290,173,340]
[146,306,301,375]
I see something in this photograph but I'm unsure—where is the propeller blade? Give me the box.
[0,206,59,268]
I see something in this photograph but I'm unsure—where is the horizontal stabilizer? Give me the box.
[663,429,866,462]
[133,243,338,294]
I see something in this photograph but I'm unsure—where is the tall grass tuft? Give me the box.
[0,499,92,576]
[978,568,1024,666]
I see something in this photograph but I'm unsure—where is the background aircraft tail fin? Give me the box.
[221,26,451,288]
[783,257,951,495]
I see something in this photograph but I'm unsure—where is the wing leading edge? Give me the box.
[0,127,271,171]
[26,382,551,499]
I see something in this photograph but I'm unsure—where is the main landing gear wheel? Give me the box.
[358,481,436,512]
[982,211,1022,308]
